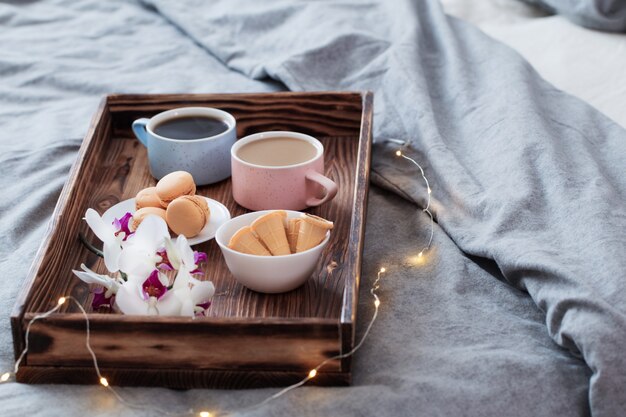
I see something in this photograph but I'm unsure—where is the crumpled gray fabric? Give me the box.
[0,0,624,416]
[146,0,626,414]
[522,0,626,31]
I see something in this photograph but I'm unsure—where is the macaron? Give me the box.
[135,187,165,210]
[131,207,167,231]
[166,195,210,238]
[155,171,196,207]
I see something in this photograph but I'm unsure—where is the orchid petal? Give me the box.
[118,245,159,278]
[190,280,215,305]
[123,272,145,284]
[195,301,211,317]
[164,238,182,270]
[155,291,183,316]
[180,302,194,317]
[196,300,211,310]
[92,288,115,309]
[173,266,192,291]
[122,232,136,247]
[158,271,169,287]
[85,208,116,244]
[102,240,122,272]
[132,215,170,250]
[115,281,150,315]
[194,251,208,265]
[175,287,195,317]
[176,235,196,268]
[115,212,133,239]
[72,264,119,292]
[158,263,174,271]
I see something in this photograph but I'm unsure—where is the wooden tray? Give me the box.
[11,91,373,389]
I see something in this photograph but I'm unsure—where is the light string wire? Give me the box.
[3,296,182,417]
[388,138,434,256]
[247,267,386,413]
[2,268,387,417]
[2,145,432,417]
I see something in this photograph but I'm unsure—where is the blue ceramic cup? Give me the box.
[132,107,237,185]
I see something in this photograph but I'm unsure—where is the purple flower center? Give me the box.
[194,251,208,265]
[197,300,211,310]
[195,300,212,317]
[142,270,167,300]
[191,251,208,275]
[92,287,114,310]
[156,248,174,271]
[113,212,134,241]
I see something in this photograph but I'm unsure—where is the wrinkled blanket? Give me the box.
[1,1,625,416]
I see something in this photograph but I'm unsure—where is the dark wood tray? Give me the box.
[10,91,373,389]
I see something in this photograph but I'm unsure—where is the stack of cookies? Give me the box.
[228,211,333,256]
[133,171,210,238]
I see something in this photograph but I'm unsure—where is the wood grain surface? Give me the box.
[24,314,341,371]
[17,365,350,389]
[11,91,373,388]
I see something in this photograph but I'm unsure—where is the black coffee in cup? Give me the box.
[153,115,229,140]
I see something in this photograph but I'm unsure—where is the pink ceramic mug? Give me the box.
[231,131,338,210]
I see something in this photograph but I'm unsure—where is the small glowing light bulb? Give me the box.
[395,150,402,157]
[199,412,211,417]
[427,187,432,194]
[308,369,317,378]
[379,267,386,273]
[374,299,381,308]
[418,251,423,258]
[99,377,109,387]
[58,297,66,305]
[0,372,10,382]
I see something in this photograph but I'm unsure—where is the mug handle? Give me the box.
[132,118,150,147]
[305,171,339,207]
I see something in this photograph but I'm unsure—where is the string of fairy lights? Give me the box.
[388,138,434,257]
[1,144,434,417]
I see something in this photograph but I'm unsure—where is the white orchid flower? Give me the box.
[115,269,182,316]
[118,215,170,279]
[76,208,214,316]
[178,275,215,317]
[72,263,122,309]
[115,268,214,317]
[84,208,125,272]
[164,235,213,316]
[161,234,207,276]
[172,262,214,306]
[164,235,197,271]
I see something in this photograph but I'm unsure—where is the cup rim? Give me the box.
[231,131,324,170]
[215,210,330,259]
[146,107,236,143]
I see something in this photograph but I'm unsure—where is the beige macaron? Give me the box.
[135,187,165,210]
[155,171,196,207]
[166,195,210,238]
[131,207,167,231]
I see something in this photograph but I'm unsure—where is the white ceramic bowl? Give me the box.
[215,210,330,293]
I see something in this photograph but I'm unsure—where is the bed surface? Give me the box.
[1,1,624,416]
[443,0,626,128]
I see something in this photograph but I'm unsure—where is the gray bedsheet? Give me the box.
[1,0,624,416]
